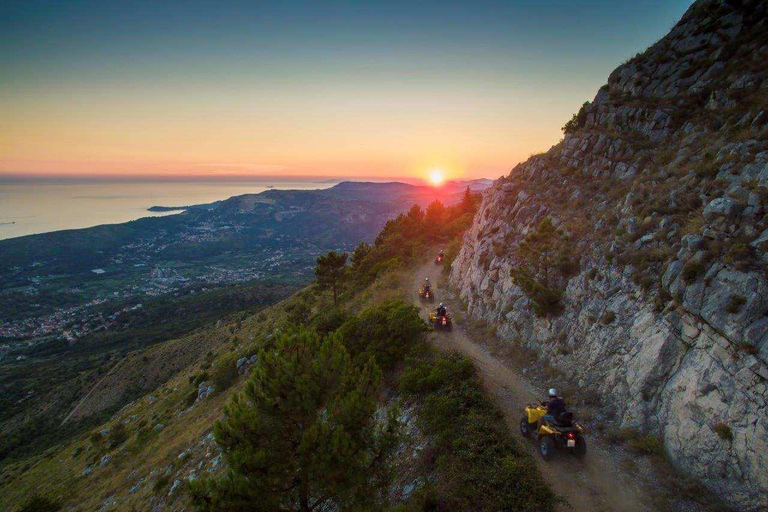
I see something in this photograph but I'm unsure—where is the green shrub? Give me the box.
[153,474,171,492]
[89,431,104,448]
[309,308,349,335]
[210,353,239,393]
[725,241,756,271]
[681,260,705,284]
[108,423,128,448]
[628,435,664,456]
[189,328,396,512]
[653,288,672,313]
[338,300,427,370]
[606,428,664,455]
[725,294,746,314]
[562,102,590,134]
[192,371,209,387]
[511,271,563,317]
[600,311,616,325]
[605,427,639,445]
[712,423,733,442]
[19,496,61,512]
[185,389,199,407]
[400,351,557,511]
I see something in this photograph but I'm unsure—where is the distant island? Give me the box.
[147,200,223,213]
[147,205,187,212]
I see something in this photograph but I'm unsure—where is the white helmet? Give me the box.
[548,388,557,397]
[439,302,444,307]
[425,277,429,281]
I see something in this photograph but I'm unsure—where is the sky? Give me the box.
[0,0,694,182]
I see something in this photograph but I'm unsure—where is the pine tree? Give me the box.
[188,328,399,512]
[460,186,475,213]
[424,200,445,225]
[314,250,348,306]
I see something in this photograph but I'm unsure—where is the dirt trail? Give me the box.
[413,261,653,512]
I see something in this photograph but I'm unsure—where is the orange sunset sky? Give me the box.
[0,1,693,182]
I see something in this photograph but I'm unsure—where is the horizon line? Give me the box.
[0,172,495,185]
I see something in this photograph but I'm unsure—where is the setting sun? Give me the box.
[429,169,445,186]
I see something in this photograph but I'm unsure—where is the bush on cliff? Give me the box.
[188,328,400,512]
[399,351,558,512]
[511,217,577,317]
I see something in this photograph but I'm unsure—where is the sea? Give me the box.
[0,177,337,240]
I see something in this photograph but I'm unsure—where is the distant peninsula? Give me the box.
[147,205,187,212]
[147,200,222,213]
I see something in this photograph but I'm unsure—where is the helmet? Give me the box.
[548,388,557,397]
[425,277,429,281]
[439,302,444,307]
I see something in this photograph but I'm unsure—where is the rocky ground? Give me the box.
[449,1,768,510]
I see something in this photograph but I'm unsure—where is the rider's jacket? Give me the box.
[546,397,566,417]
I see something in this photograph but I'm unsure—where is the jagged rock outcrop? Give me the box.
[450,1,768,509]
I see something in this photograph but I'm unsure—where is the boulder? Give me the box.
[703,197,742,218]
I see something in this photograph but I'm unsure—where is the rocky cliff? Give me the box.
[450,1,768,509]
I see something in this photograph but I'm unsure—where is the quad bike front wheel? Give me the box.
[520,417,534,438]
[539,436,556,461]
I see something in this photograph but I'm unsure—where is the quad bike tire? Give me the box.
[520,417,536,438]
[573,436,587,459]
[539,436,556,461]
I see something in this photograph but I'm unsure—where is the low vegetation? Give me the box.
[712,423,733,442]
[398,351,557,512]
[606,428,665,456]
[510,217,578,316]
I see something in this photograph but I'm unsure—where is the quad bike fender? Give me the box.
[526,406,547,425]
[538,424,557,436]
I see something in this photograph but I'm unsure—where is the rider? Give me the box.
[436,302,447,317]
[542,388,566,425]
[423,277,432,292]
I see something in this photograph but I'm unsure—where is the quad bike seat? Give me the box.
[554,412,574,427]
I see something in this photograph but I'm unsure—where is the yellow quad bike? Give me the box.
[521,404,586,460]
[419,285,435,303]
[428,311,452,331]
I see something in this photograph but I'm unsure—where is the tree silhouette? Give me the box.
[314,250,348,306]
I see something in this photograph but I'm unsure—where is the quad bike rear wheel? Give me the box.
[539,436,556,461]
[573,436,587,459]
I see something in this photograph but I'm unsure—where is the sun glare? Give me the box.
[429,169,445,186]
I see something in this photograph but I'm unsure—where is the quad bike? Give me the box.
[520,404,586,460]
[429,311,452,331]
[434,254,444,265]
[419,286,435,303]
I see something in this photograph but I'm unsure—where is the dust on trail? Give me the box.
[412,261,653,512]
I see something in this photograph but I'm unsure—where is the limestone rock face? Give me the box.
[450,1,768,509]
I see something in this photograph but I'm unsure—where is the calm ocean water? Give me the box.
[0,178,335,240]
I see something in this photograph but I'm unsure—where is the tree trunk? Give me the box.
[300,473,310,512]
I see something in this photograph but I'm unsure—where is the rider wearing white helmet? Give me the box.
[542,388,566,425]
